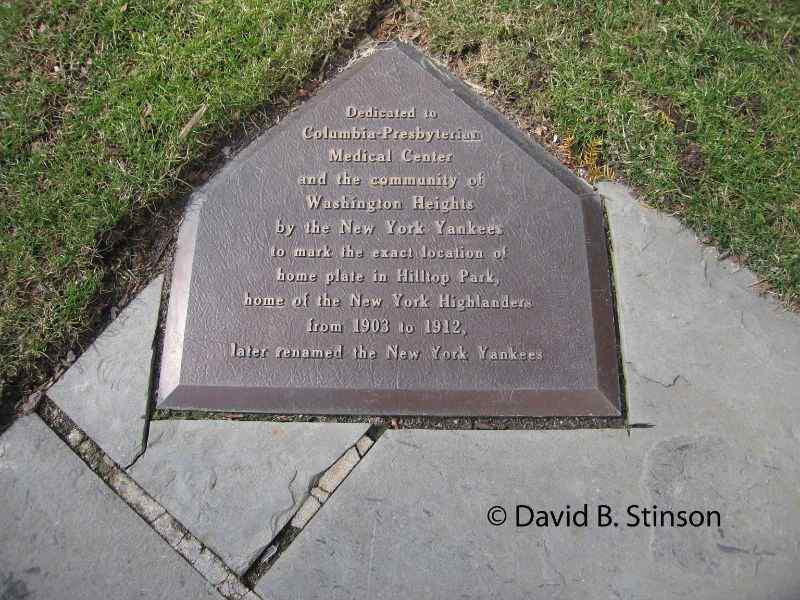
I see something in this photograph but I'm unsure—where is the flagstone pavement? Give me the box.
[2,182,799,600]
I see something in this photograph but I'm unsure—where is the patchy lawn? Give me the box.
[0,0,379,393]
[402,0,799,298]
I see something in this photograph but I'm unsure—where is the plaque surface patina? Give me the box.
[158,42,621,416]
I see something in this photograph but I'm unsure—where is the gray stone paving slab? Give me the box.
[0,415,222,600]
[599,182,800,429]
[130,419,368,575]
[257,184,800,600]
[47,276,164,467]
[259,426,800,600]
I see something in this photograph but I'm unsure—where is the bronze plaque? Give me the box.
[158,43,620,416]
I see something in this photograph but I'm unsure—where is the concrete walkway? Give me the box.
[0,417,222,600]
[2,182,799,600]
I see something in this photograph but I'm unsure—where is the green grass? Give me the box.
[0,0,378,385]
[416,0,799,297]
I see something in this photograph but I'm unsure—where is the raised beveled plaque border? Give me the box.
[157,42,622,418]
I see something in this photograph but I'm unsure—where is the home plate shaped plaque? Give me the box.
[158,42,621,417]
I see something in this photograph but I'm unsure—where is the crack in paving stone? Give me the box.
[124,444,147,471]
[269,469,300,538]
[242,425,385,588]
[623,361,686,389]
[36,396,262,600]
